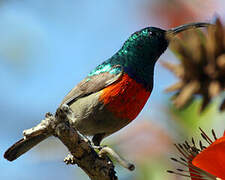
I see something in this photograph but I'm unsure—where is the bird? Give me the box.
[4,22,210,161]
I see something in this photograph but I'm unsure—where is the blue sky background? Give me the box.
[1,0,225,179]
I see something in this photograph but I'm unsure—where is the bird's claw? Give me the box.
[92,145,107,151]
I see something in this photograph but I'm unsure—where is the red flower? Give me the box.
[192,131,225,179]
[168,129,225,180]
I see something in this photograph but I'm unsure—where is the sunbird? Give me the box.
[4,22,210,161]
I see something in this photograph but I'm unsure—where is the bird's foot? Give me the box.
[64,154,76,165]
[75,131,92,144]
[92,145,107,151]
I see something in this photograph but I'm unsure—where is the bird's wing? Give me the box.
[61,65,123,106]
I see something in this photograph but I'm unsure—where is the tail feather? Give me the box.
[4,134,49,161]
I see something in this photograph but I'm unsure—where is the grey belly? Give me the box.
[69,92,130,136]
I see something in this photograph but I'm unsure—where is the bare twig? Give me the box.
[99,146,135,171]
[23,105,118,180]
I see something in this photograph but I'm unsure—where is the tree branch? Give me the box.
[23,105,118,180]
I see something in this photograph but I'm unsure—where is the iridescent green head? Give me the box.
[111,22,211,89]
[119,22,211,63]
[119,27,168,62]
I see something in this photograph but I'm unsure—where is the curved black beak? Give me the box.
[166,22,211,38]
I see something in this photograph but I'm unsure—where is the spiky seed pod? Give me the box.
[161,18,225,112]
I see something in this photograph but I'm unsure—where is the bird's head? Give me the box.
[112,22,211,88]
[120,22,211,62]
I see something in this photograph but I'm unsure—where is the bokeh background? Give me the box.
[1,0,225,179]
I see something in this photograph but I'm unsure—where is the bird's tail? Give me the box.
[4,133,49,161]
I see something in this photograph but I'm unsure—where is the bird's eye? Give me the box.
[149,31,156,36]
